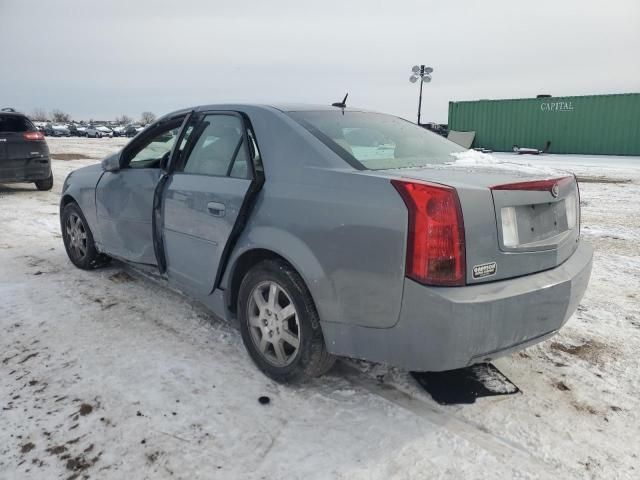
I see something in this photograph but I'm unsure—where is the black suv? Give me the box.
[0,108,53,190]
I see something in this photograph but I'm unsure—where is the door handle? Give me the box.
[207,201,226,217]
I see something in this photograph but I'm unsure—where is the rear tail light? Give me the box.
[23,131,45,141]
[392,180,466,286]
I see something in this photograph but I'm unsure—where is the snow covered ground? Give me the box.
[1,138,639,479]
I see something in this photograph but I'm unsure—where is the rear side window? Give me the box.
[287,111,464,170]
[0,115,35,133]
[180,114,249,179]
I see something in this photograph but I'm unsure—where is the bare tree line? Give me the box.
[28,108,156,125]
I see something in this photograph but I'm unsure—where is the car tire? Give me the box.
[61,202,111,270]
[35,174,54,191]
[238,259,336,382]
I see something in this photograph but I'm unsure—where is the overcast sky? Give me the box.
[1,0,639,123]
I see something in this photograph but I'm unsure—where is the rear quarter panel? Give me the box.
[217,106,410,329]
[224,167,408,330]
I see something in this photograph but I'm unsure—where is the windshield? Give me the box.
[287,110,465,170]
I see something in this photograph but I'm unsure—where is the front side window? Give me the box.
[126,118,187,169]
[287,111,465,170]
[180,114,249,179]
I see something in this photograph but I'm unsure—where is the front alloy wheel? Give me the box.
[65,212,88,262]
[61,202,110,270]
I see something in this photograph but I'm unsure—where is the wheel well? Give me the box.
[60,194,76,209]
[227,249,296,313]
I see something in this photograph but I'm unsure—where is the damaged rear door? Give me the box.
[161,111,263,296]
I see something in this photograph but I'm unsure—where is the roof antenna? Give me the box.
[331,93,348,109]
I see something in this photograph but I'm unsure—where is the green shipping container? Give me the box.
[448,93,640,155]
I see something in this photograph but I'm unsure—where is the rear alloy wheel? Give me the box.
[238,259,335,382]
[248,281,301,367]
[61,202,110,270]
[35,174,53,191]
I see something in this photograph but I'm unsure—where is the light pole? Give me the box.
[409,65,433,125]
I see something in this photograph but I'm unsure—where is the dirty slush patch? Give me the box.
[549,339,611,365]
[1,332,105,479]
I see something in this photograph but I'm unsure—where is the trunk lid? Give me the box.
[0,131,48,159]
[0,131,49,180]
[367,157,580,284]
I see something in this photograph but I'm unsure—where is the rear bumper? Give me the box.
[322,240,593,371]
[0,157,51,183]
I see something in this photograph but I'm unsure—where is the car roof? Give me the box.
[189,103,373,114]
[269,103,372,113]
[157,103,380,125]
[0,110,27,117]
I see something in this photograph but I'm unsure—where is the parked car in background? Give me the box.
[60,104,593,382]
[67,124,82,137]
[85,126,102,138]
[123,124,141,137]
[76,125,88,137]
[85,125,113,138]
[97,125,113,137]
[111,125,125,137]
[0,108,53,190]
[51,124,71,137]
[42,123,68,137]
[85,126,101,138]
[33,121,47,132]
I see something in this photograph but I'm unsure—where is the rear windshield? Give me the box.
[0,114,36,133]
[287,110,465,170]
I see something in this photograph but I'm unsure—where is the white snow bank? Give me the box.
[449,149,500,165]
[448,150,564,176]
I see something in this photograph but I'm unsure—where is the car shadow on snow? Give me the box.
[0,183,42,194]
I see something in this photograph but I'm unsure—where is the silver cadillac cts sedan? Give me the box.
[60,104,593,382]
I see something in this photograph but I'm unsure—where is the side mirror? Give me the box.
[101,152,122,172]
